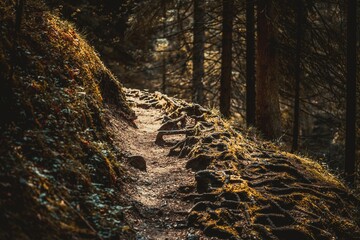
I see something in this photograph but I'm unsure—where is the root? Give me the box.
[158,113,187,131]
[155,129,193,146]
[124,89,360,240]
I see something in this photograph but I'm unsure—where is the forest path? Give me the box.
[106,89,360,240]
[106,90,202,240]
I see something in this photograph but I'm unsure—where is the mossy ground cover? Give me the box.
[0,1,135,239]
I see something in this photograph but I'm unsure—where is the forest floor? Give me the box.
[106,92,211,239]
[103,89,360,240]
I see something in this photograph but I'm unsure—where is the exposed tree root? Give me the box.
[125,89,360,240]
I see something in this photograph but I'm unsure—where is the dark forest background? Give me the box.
[42,0,359,186]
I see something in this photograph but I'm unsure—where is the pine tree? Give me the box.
[220,0,234,118]
[246,0,255,126]
[256,0,282,139]
[345,0,357,184]
[291,0,305,152]
[192,0,205,104]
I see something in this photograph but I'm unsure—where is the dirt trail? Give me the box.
[107,94,200,240]
[105,90,360,240]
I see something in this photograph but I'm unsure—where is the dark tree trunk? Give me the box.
[256,0,281,139]
[15,0,25,33]
[2,0,25,128]
[246,0,256,126]
[10,0,25,84]
[345,0,357,184]
[220,0,234,118]
[192,0,205,105]
[162,0,167,94]
[291,0,305,152]
[162,56,167,93]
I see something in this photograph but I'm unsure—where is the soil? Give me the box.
[104,90,360,240]
[106,94,211,240]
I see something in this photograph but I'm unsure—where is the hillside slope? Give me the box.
[0,1,135,239]
[1,1,360,240]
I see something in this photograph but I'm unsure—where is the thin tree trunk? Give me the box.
[3,0,25,128]
[220,0,234,118]
[162,0,167,94]
[256,0,282,140]
[162,57,167,93]
[192,0,205,105]
[292,0,305,152]
[15,0,25,34]
[10,0,25,85]
[345,0,357,184]
[246,0,256,126]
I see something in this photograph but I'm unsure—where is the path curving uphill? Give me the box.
[116,89,360,240]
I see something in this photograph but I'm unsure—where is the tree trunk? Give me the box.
[345,0,357,184]
[220,0,234,118]
[15,0,25,33]
[162,0,167,94]
[256,0,282,139]
[3,0,25,128]
[11,0,25,85]
[192,0,205,105]
[246,0,256,126]
[291,0,305,152]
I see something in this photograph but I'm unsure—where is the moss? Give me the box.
[0,0,135,239]
[146,89,360,239]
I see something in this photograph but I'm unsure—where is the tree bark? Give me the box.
[220,0,234,118]
[256,0,282,139]
[345,0,357,184]
[246,0,256,126]
[162,0,167,94]
[192,0,205,105]
[291,0,305,152]
[2,0,25,128]
[15,0,25,33]
[11,0,25,85]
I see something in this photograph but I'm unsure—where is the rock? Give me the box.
[186,233,200,240]
[203,224,237,239]
[127,155,146,171]
[186,154,212,171]
[135,234,147,240]
[195,170,226,193]
[190,201,220,211]
[220,200,240,210]
[210,142,228,152]
[187,211,202,227]
[202,136,213,144]
[219,192,240,201]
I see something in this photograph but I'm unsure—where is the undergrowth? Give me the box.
[0,0,135,239]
